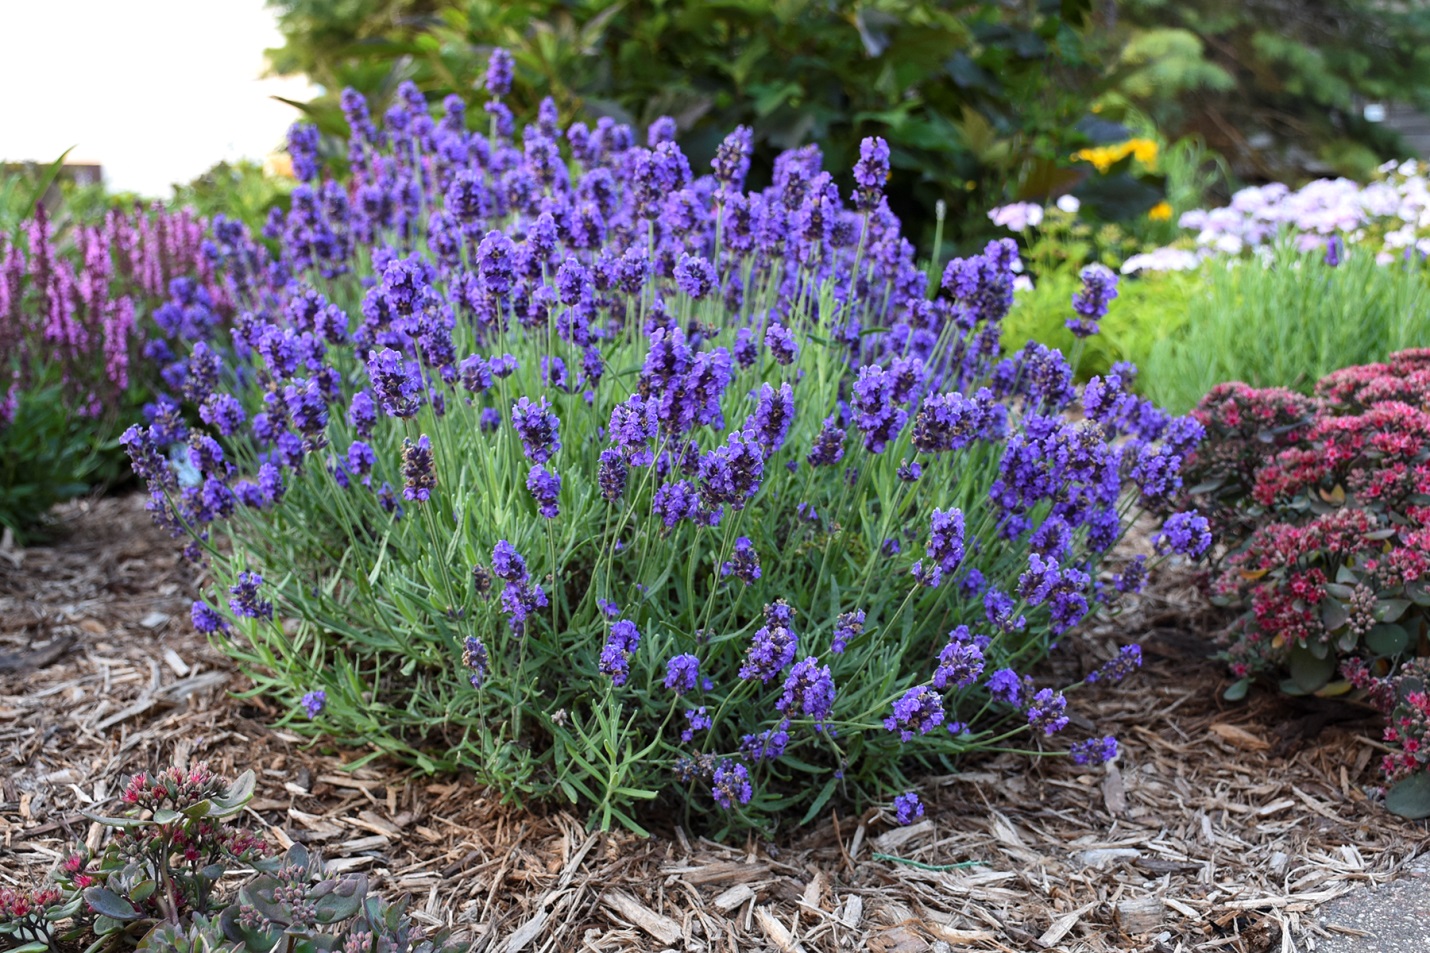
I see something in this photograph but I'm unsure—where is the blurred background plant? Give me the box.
[261,0,1182,248]
[1003,267,1196,381]
[1142,239,1430,412]
[1087,0,1430,182]
[0,198,227,542]
[171,158,295,226]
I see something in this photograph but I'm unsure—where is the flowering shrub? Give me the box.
[123,56,1201,833]
[1178,352,1430,815]
[0,202,229,540]
[1128,160,1430,274]
[0,764,459,953]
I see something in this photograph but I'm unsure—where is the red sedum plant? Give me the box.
[0,763,461,953]
[1178,350,1430,817]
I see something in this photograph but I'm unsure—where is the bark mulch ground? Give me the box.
[1,494,1426,953]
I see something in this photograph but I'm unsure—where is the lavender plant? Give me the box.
[123,60,1203,833]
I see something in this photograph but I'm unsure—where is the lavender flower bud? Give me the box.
[525,464,561,518]
[401,435,436,502]
[892,790,923,825]
[485,47,515,96]
[711,761,753,808]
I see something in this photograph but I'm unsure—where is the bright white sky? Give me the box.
[0,0,318,198]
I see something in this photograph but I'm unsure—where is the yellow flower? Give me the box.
[1071,138,1160,174]
[263,152,295,180]
[1148,201,1173,221]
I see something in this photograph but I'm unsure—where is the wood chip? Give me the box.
[1209,722,1270,751]
[1038,901,1097,948]
[162,648,190,677]
[1115,897,1165,935]
[868,926,929,953]
[603,891,682,945]
[754,906,805,953]
[712,883,755,913]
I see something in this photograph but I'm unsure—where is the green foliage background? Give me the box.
[263,0,1126,246]
[1102,0,1430,181]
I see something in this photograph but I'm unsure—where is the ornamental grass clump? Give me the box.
[1177,350,1430,815]
[124,55,1203,833]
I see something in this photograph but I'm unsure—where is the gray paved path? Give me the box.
[1308,862,1430,952]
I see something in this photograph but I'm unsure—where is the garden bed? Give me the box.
[0,493,1423,953]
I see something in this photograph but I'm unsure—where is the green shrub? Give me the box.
[1003,267,1195,380]
[1142,240,1430,413]
[0,370,117,542]
[264,0,1144,247]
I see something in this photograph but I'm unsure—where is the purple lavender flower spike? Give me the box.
[1026,688,1068,735]
[852,136,890,210]
[1087,645,1142,684]
[1070,736,1118,765]
[883,685,945,742]
[739,614,797,683]
[511,396,561,463]
[228,571,273,620]
[720,536,762,583]
[191,600,230,635]
[892,791,923,825]
[599,619,641,686]
[831,609,865,654]
[674,252,717,299]
[401,435,436,502]
[711,761,753,808]
[526,464,561,518]
[365,348,423,417]
[463,636,489,687]
[765,323,798,365]
[665,654,701,695]
[301,690,326,718]
[932,626,986,689]
[485,47,515,96]
[1155,510,1212,558]
[776,657,836,729]
[1066,263,1119,338]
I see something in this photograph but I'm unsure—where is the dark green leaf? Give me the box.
[799,777,839,826]
[1320,598,1349,632]
[1288,644,1335,693]
[1366,623,1410,656]
[84,886,140,921]
[1374,599,1412,623]
[1385,772,1430,820]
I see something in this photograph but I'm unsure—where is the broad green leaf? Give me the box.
[1222,678,1250,702]
[83,886,140,921]
[1366,623,1409,657]
[1288,643,1336,693]
[1385,772,1430,820]
[1374,599,1412,624]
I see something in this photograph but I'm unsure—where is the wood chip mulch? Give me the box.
[2,493,1427,953]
